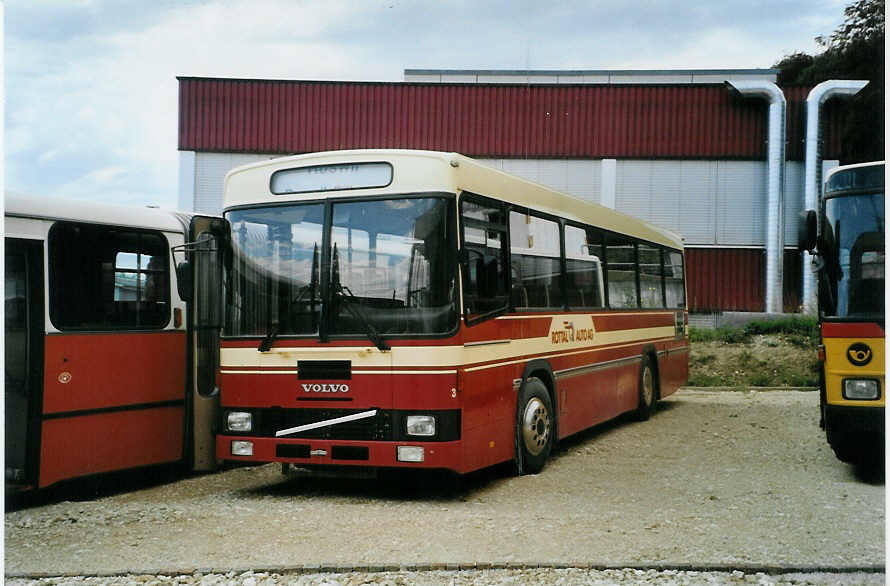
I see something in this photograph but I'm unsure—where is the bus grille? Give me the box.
[258,408,393,441]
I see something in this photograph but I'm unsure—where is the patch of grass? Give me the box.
[744,316,819,338]
[686,372,727,387]
[688,316,821,388]
[748,371,773,387]
[689,316,820,346]
[691,353,717,366]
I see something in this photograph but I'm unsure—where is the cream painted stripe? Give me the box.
[353,370,458,375]
[220,369,458,375]
[495,312,681,320]
[463,338,667,374]
[220,326,678,369]
[220,370,298,375]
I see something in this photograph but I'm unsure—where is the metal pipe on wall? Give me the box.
[725,80,786,314]
[802,80,869,313]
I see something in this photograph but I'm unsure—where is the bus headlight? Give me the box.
[843,379,880,400]
[231,440,254,456]
[397,446,424,462]
[406,415,436,437]
[226,411,253,432]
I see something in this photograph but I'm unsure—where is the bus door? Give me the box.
[5,238,44,488]
[176,216,228,472]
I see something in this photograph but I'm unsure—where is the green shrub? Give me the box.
[691,317,819,346]
[743,316,819,340]
[749,372,773,386]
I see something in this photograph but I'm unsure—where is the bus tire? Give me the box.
[633,353,658,421]
[515,377,553,475]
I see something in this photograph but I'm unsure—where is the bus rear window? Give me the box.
[49,222,170,330]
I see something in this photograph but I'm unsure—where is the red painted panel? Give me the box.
[217,311,689,473]
[686,248,765,312]
[822,322,885,339]
[218,435,467,472]
[39,407,184,488]
[178,78,846,161]
[220,372,459,410]
[43,332,186,414]
[660,346,690,399]
[594,312,675,331]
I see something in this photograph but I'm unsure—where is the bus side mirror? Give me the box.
[175,261,193,303]
[798,209,818,253]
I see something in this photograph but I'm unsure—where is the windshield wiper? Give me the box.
[332,283,389,351]
[258,322,279,352]
[330,243,389,351]
[258,283,317,352]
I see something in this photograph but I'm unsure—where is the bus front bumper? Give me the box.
[824,404,885,436]
[217,435,465,472]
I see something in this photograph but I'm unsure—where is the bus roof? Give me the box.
[223,149,684,250]
[5,192,190,233]
[825,160,885,178]
[824,161,884,196]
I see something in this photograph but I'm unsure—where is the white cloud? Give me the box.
[5,0,847,208]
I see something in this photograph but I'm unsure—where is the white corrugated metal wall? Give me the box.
[185,152,804,250]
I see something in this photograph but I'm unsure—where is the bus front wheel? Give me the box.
[516,377,553,475]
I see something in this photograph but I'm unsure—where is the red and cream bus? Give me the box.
[216,150,689,475]
[4,194,225,490]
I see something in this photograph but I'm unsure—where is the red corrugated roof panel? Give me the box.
[178,78,845,160]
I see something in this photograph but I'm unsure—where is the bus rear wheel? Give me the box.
[516,378,553,475]
[633,354,658,421]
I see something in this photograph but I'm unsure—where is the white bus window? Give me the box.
[664,250,686,308]
[639,243,664,308]
[510,211,563,310]
[606,235,638,309]
[461,197,508,320]
[564,225,605,309]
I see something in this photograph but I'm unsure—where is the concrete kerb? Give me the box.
[6,562,885,580]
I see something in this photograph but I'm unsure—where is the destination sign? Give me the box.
[271,162,392,195]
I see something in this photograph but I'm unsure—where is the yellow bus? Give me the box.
[215,150,689,475]
[802,161,885,465]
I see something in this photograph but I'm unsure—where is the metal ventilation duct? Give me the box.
[801,80,869,313]
[725,80,786,313]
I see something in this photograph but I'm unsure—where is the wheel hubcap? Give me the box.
[642,366,654,406]
[522,398,551,456]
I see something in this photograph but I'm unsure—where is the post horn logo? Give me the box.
[847,343,873,366]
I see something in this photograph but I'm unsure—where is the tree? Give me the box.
[774,0,884,162]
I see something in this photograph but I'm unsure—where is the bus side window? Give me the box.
[49,222,171,330]
[664,249,686,308]
[509,211,563,310]
[461,196,508,322]
[564,224,605,309]
[638,242,664,308]
[605,234,639,309]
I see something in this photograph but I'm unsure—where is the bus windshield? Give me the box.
[820,192,885,320]
[225,195,458,339]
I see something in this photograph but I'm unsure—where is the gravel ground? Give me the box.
[5,389,885,584]
[4,568,885,586]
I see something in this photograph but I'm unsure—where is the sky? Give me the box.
[5,0,849,209]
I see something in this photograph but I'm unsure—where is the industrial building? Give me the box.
[176,69,864,320]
